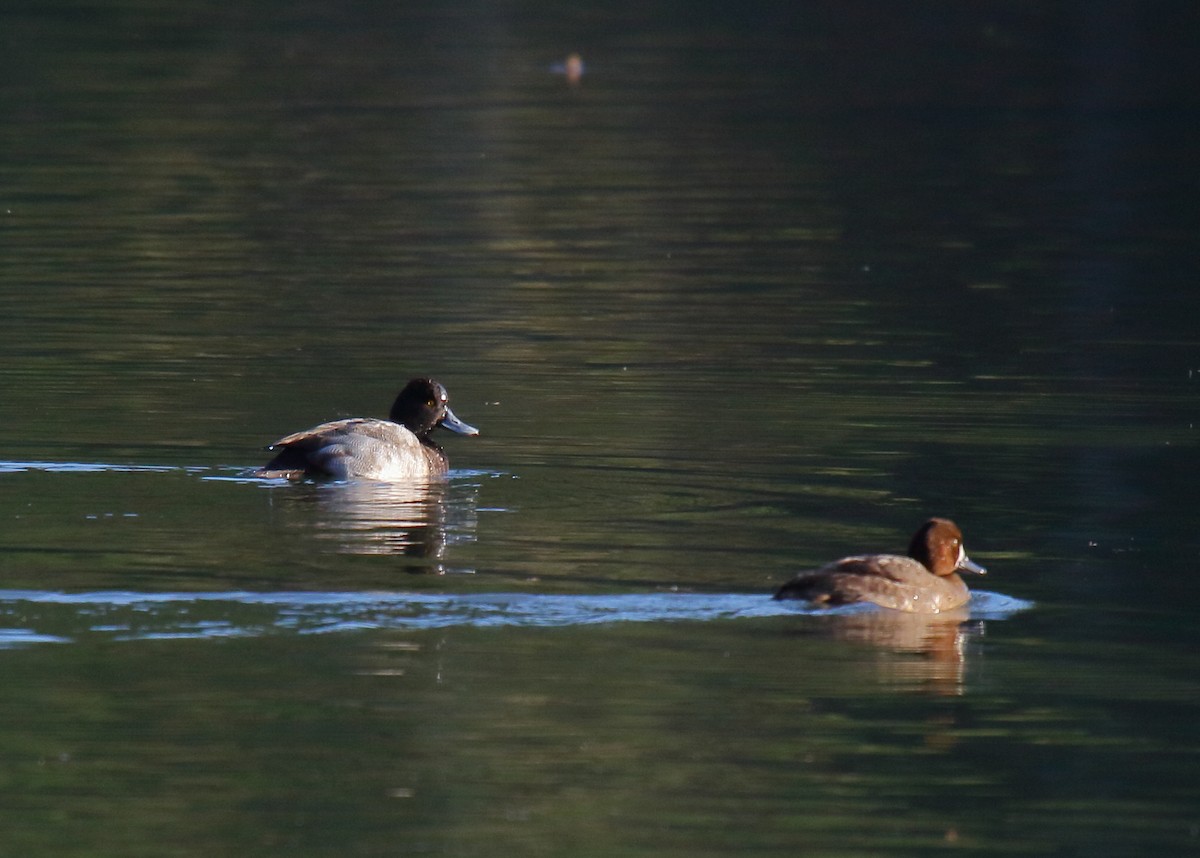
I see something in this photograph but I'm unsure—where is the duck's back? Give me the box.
[259,418,445,481]
[774,554,969,613]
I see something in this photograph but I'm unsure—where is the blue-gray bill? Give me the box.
[958,555,986,575]
[440,408,479,436]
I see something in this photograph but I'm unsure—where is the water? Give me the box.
[2,0,1200,855]
[0,585,1034,642]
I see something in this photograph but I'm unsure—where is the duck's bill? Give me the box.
[440,407,479,436]
[958,555,987,576]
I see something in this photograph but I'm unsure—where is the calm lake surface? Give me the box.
[2,1,1199,855]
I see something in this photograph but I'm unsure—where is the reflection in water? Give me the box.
[0,461,487,574]
[549,52,585,84]
[809,607,975,695]
[261,474,484,569]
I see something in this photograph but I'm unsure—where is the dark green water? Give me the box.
[2,1,1199,855]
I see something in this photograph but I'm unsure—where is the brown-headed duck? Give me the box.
[774,517,986,613]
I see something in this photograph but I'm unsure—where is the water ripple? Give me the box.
[0,589,1031,647]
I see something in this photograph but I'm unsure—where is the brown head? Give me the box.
[906,518,987,578]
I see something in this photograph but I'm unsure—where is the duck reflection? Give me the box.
[269,479,479,569]
[807,607,977,694]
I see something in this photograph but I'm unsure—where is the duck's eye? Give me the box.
[426,399,437,408]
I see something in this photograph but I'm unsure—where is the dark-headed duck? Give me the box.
[774,518,986,613]
[257,378,478,481]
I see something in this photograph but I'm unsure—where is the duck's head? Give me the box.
[907,517,986,578]
[389,378,479,438]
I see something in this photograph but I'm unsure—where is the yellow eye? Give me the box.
[426,399,437,408]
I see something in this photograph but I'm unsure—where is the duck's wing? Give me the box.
[773,554,917,605]
[267,418,378,450]
[258,419,408,479]
[823,554,916,584]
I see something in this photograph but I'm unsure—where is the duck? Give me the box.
[257,378,478,481]
[773,518,986,613]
